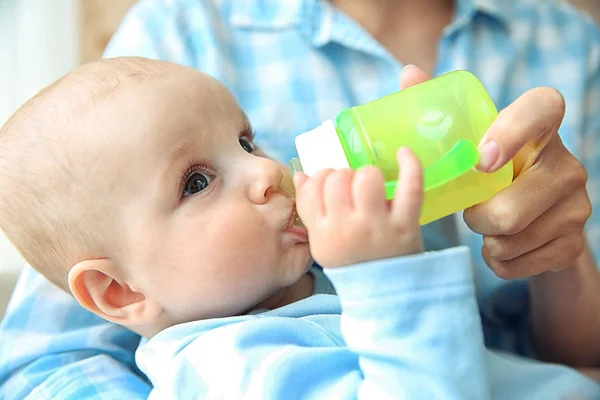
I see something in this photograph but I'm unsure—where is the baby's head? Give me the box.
[0,57,311,336]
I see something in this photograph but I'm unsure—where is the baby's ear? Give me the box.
[68,259,163,326]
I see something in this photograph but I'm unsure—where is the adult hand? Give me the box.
[401,65,591,279]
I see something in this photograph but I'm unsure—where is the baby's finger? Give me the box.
[293,172,309,191]
[392,148,424,226]
[323,169,354,215]
[295,169,334,219]
[352,166,387,214]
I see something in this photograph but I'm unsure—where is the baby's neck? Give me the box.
[250,272,315,312]
[138,271,316,339]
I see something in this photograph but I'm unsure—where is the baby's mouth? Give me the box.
[280,185,304,228]
[284,205,309,243]
[291,206,304,228]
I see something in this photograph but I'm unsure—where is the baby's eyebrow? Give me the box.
[168,140,197,166]
[241,111,251,127]
[159,139,198,197]
[161,139,201,187]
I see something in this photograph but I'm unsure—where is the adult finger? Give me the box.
[482,188,590,261]
[400,64,431,90]
[477,87,565,173]
[464,140,585,235]
[482,233,586,280]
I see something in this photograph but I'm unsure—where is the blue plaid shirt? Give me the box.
[1,0,599,398]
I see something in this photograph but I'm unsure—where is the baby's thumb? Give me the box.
[293,172,309,190]
[392,147,424,225]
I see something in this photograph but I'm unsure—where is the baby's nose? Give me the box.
[247,158,284,204]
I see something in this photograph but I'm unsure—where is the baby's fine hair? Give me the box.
[0,57,167,291]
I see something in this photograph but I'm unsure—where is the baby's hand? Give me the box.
[294,148,424,268]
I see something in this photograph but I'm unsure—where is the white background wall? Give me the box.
[0,0,79,314]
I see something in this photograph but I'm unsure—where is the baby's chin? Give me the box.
[304,257,315,273]
[253,271,315,312]
[291,250,313,280]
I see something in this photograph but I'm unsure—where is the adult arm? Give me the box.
[527,24,600,366]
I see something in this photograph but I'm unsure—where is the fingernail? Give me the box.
[398,146,410,159]
[476,140,500,172]
[403,64,416,72]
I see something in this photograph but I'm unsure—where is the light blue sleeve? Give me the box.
[325,247,488,399]
[142,247,490,399]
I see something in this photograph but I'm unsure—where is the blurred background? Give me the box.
[0,0,599,318]
[0,0,136,317]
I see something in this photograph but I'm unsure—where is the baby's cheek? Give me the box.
[157,203,283,316]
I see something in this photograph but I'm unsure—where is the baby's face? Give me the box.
[95,68,311,324]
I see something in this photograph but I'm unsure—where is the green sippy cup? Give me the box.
[290,70,513,225]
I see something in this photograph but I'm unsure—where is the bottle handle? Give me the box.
[384,139,480,199]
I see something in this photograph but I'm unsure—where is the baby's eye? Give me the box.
[183,171,213,198]
[239,136,255,153]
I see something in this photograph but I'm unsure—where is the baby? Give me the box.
[0,57,596,399]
